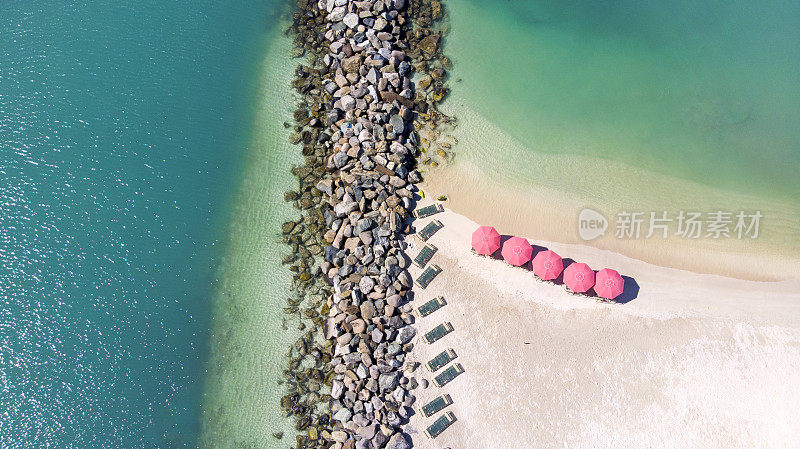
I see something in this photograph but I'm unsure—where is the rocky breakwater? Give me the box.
[316,0,422,448]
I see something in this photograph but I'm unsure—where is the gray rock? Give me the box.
[333,151,349,168]
[316,179,334,196]
[371,431,388,449]
[386,411,401,426]
[352,412,370,427]
[359,298,376,318]
[354,217,375,235]
[333,407,352,423]
[367,67,379,85]
[395,325,416,344]
[328,7,346,22]
[378,372,399,392]
[359,277,376,295]
[334,200,358,216]
[388,114,404,134]
[331,430,348,443]
[331,379,344,399]
[370,395,383,410]
[341,94,356,111]
[398,60,410,77]
[343,12,359,28]
[351,318,367,334]
[385,432,410,449]
[392,386,405,403]
[398,270,412,288]
[386,294,402,307]
[357,423,377,439]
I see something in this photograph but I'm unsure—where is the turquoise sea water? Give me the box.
[1,1,282,447]
[447,0,800,202]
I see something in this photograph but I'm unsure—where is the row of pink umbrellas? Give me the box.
[472,226,625,299]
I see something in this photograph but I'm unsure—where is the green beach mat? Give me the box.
[434,363,464,387]
[413,204,444,219]
[417,296,446,317]
[424,322,453,344]
[415,264,442,289]
[427,348,457,372]
[413,243,438,268]
[417,219,443,241]
[421,394,453,418]
[425,412,456,439]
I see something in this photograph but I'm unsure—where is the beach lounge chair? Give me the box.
[417,296,446,317]
[417,219,444,241]
[413,244,438,268]
[425,412,457,438]
[421,394,453,418]
[413,204,444,219]
[424,322,454,344]
[434,363,464,387]
[415,264,442,289]
[427,348,457,372]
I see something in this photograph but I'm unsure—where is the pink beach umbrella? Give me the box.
[563,262,595,293]
[532,250,564,280]
[471,226,501,255]
[595,268,625,299]
[501,236,532,266]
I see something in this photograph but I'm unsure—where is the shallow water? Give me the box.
[0,1,284,447]
[198,29,303,449]
[445,0,800,202]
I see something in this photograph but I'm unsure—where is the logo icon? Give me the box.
[578,208,608,241]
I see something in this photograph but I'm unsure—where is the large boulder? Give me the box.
[342,12,359,28]
[331,379,344,399]
[385,432,410,449]
[378,372,400,392]
[360,298,376,319]
[359,276,376,294]
[333,407,352,423]
[395,325,416,344]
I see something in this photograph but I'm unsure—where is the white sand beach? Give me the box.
[404,204,800,449]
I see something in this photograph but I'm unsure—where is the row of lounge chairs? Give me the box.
[413,208,456,439]
[420,321,461,438]
[421,394,456,440]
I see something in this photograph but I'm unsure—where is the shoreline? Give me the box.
[404,203,800,448]
[199,26,301,449]
[420,102,800,282]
